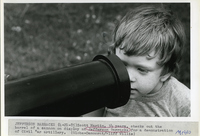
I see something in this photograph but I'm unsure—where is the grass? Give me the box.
[4,3,190,88]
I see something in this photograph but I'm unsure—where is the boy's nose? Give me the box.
[127,71,136,82]
[126,67,136,83]
[130,76,136,82]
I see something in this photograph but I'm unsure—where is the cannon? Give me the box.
[5,54,130,116]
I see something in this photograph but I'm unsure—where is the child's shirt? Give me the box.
[104,77,190,117]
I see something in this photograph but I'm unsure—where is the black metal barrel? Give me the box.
[5,54,130,116]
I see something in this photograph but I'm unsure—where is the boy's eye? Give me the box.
[138,68,149,74]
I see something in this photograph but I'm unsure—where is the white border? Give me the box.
[1,0,195,3]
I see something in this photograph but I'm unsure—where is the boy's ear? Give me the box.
[160,73,171,82]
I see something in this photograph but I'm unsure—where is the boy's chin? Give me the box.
[129,90,141,99]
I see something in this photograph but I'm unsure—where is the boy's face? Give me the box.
[116,48,167,99]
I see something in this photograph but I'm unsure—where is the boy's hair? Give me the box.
[110,4,186,76]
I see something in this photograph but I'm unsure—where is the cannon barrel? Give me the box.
[5,54,130,116]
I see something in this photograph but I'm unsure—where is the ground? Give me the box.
[4,3,190,88]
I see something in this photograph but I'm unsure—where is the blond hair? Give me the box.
[112,4,186,75]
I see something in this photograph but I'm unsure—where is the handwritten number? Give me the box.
[176,130,191,135]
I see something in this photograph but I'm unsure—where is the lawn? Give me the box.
[4,3,190,88]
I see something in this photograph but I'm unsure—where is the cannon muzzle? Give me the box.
[5,54,130,116]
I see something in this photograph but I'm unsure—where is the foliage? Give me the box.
[4,3,190,88]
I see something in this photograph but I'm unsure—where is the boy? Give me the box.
[84,4,190,117]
